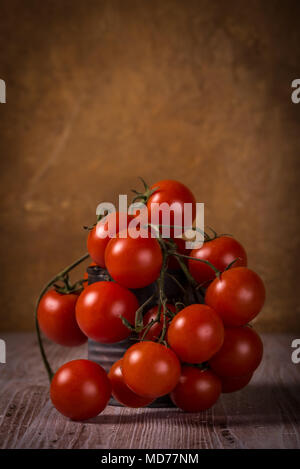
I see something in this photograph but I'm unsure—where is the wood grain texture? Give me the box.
[0,333,299,449]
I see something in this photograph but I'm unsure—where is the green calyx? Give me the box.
[131,177,158,204]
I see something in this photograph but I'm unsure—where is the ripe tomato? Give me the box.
[147,180,196,236]
[209,326,263,378]
[205,267,266,326]
[37,289,87,347]
[50,359,111,421]
[122,341,181,398]
[170,367,221,412]
[105,230,163,289]
[108,359,153,408]
[87,212,133,267]
[76,281,138,343]
[188,236,247,285]
[220,373,253,393]
[139,304,176,341]
[167,304,224,363]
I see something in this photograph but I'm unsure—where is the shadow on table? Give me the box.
[88,383,300,427]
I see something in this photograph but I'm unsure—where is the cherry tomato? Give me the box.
[220,373,253,393]
[209,326,263,377]
[108,359,153,408]
[87,212,133,267]
[205,267,266,326]
[167,304,224,363]
[188,236,247,285]
[76,281,138,343]
[122,341,181,398]
[37,289,87,347]
[50,359,111,421]
[147,180,196,236]
[105,229,163,289]
[170,367,221,412]
[139,304,176,341]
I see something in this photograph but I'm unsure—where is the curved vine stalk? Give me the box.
[35,252,90,382]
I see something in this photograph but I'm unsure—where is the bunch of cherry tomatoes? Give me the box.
[36,179,265,421]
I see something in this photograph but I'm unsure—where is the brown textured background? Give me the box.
[0,0,299,332]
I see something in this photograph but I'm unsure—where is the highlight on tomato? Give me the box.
[167,304,224,363]
[105,229,163,289]
[87,212,133,267]
[75,281,138,343]
[108,359,154,408]
[205,267,266,327]
[122,341,181,399]
[188,236,247,285]
[50,359,111,421]
[147,180,196,237]
[37,289,87,347]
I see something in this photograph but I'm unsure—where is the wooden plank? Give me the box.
[0,333,299,449]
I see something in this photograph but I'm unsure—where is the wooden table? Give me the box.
[0,333,299,449]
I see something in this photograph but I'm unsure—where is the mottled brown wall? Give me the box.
[0,0,300,332]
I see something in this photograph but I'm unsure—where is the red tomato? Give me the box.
[122,341,181,398]
[76,281,138,343]
[209,326,263,378]
[87,212,133,267]
[220,373,253,393]
[50,359,111,421]
[170,367,221,412]
[188,236,247,285]
[108,359,153,408]
[147,180,196,237]
[139,304,176,341]
[167,304,224,363]
[205,267,266,326]
[37,289,87,347]
[168,237,190,270]
[105,230,163,289]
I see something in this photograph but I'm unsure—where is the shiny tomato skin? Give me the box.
[209,326,263,378]
[105,230,163,289]
[221,373,253,393]
[188,236,247,285]
[167,304,224,363]
[122,341,181,398]
[147,180,196,236]
[50,359,111,421]
[37,289,87,347]
[139,304,176,341]
[170,367,221,412]
[205,267,266,326]
[87,212,133,267]
[108,359,153,408]
[76,282,138,343]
